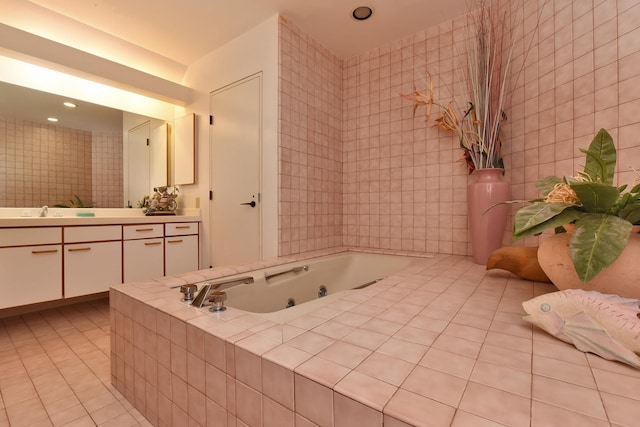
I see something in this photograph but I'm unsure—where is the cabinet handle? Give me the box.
[32,249,58,254]
[167,239,183,244]
[135,228,154,232]
[176,225,191,229]
[144,241,162,246]
[68,247,91,252]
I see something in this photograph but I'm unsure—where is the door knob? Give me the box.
[240,201,256,207]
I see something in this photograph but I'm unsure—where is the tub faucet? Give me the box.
[39,206,48,217]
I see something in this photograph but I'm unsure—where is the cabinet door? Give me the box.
[0,245,62,309]
[165,235,199,276]
[123,238,164,282]
[64,241,122,298]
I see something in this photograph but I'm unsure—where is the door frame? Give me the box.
[125,120,150,208]
[209,72,263,267]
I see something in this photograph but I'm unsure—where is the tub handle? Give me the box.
[265,265,309,281]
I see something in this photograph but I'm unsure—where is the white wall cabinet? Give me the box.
[64,226,122,298]
[165,222,199,276]
[123,224,165,282]
[0,227,63,309]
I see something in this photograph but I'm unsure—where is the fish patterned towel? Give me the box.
[522,289,640,368]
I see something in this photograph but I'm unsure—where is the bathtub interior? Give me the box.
[191,252,419,322]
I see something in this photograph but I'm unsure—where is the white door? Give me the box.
[127,121,150,207]
[150,123,168,190]
[210,74,262,267]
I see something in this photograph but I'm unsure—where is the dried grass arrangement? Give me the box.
[403,0,545,174]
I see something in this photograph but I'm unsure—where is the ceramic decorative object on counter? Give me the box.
[143,186,179,216]
[522,289,640,368]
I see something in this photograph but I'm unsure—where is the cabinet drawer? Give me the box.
[123,224,163,240]
[64,225,122,243]
[165,222,198,236]
[0,227,62,247]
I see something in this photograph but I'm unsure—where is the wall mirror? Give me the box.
[0,81,171,209]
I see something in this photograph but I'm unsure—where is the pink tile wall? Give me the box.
[342,18,472,255]
[278,19,344,256]
[92,131,124,208]
[0,117,93,208]
[339,0,640,255]
[501,0,640,247]
[278,0,640,257]
[0,117,123,208]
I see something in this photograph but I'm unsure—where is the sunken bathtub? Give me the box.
[109,249,433,427]
[188,251,419,322]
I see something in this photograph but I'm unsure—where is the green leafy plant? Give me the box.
[53,195,94,208]
[401,0,514,174]
[513,128,640,283]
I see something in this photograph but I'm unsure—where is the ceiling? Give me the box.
[0,81,124,131]
[1,0,469,127]
[17,0,468,72]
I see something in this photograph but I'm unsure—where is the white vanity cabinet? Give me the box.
[165,222,199,276]
[0,214,201,310]
[64,226,122,298]
[123,224,164,282]
[0,227,63,309]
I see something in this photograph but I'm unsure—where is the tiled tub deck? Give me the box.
[110,249,640,427]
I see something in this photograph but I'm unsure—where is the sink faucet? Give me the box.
[39,206,48,217]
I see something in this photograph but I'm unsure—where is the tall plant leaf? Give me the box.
[582,128,616,184]
[513,202,580,240]
[570,182,620,213]
[569,215,632,282]
[619,199,640,224]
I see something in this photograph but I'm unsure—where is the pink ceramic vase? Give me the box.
[467,168,511,265]
[537,228,640,299]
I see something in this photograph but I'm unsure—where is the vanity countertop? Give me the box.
[0,208,200,227]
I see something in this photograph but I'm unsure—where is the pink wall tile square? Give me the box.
[234,347,262,391]
[263,396,295,427]
[294,374,333,427]
[235,381,262,427]
[333,393,382,427]
[532,375,606,419]
[356,352,413,387]
[205,363,227,408]
[384,389,455,427]
[459,382,530,427]
[262,359,294,410]
[186,352,206,394]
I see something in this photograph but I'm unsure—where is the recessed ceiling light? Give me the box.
[352,6,373,21]
[47,117,59,122]
[63,101,77,108]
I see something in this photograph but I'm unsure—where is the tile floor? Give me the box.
[0,298,151,427]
